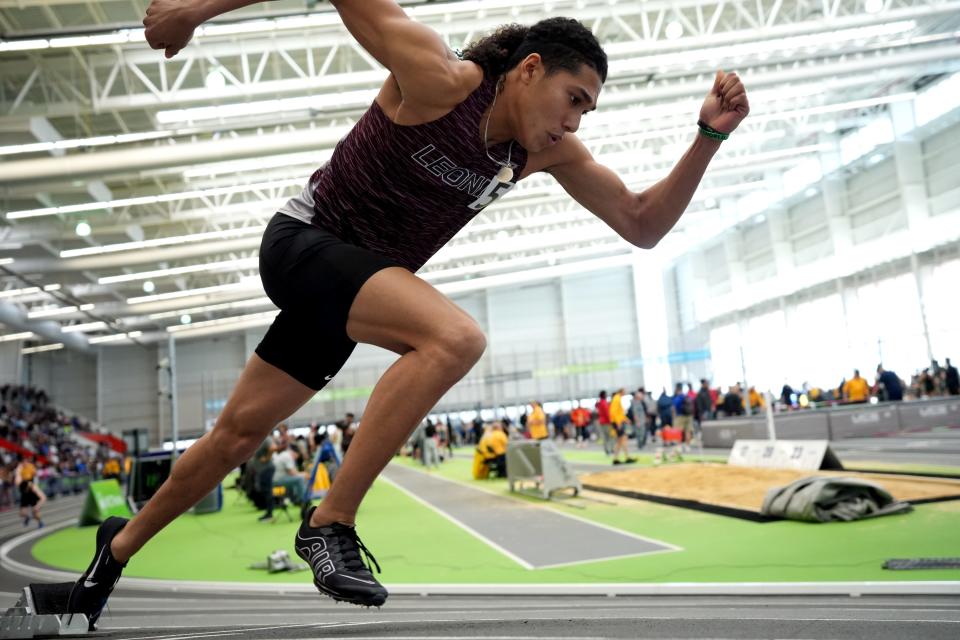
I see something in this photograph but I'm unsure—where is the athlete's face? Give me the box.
[514,57,602,152]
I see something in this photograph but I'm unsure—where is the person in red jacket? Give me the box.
[595,390,613,455]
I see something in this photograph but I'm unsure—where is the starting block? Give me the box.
[0,583,89,639]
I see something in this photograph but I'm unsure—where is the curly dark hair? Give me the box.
[462,17,607,83]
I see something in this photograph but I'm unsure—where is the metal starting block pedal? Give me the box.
[0,583,89,639]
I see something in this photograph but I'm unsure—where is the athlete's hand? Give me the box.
[699,70,750,135]
[143,0,201,59]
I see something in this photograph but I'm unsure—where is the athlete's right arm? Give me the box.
[145,0,467,107]
[329,0,467,107]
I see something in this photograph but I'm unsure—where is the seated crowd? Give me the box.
[0,384,124,514]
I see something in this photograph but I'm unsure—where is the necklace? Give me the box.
[483,77,515,183]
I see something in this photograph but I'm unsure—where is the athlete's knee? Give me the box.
[425,319,486,376]
[211,405,272,463]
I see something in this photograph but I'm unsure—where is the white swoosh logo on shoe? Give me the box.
[83,547,106,589]
[339,574,376,585]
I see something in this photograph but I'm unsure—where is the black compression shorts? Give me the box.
[256,213,400,390]
[19,481,39,508]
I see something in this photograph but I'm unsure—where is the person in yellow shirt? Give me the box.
[748,386,765,412]
[842,369,871,403]
[15,457,46,528]
[527,401,548,440]
[477,422,509,477]
[609,388,636,465]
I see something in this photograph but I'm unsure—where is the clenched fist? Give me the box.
[699,70,750,135]
[143,0,201,59]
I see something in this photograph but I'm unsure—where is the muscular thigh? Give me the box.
[346,267,480,355]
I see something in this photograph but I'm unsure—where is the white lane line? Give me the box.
[378,474,535,570]
[109,622,325,640]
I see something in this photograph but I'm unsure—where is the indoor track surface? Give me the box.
[2,432,959,640]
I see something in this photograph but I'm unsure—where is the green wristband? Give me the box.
[697,119,730,141]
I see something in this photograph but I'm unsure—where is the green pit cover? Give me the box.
[78,479,134,526]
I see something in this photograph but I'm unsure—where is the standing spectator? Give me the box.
[946,358,959,396]
[551,408,570,441]
[695,379,714,422]
[672,383,693,445]
[657,388,674,428]
[527,401,548,440]
[595,391,613,455]
[326,422,342,458]
[471,416,484,445]
[339,413,357,456]
[876,364,904,402]
[842,369,871,403]
[609,388,635,465]
[421,420,440,469]
[721,385,745,416]
[570,403,591,448]
[637,387,658,446]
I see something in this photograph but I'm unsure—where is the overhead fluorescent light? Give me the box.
[0,332,35,342]
[127,282,255,305]
[8,179,301,221]
[166,310,278,338]
[28,306,79,319]
[156,89,380,124]
[99,257,259,284]
[89,331,143,344]
[0,131,171,157]
[61,226,265,258]
[61,321,108,333]
[435,254,637,296]
[22,343,64,354]
[145,296,273,320]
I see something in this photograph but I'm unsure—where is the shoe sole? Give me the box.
[294,547,387,607]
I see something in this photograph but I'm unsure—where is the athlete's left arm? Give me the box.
[547,70,749,249]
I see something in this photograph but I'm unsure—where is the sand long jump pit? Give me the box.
[580,463,960,521]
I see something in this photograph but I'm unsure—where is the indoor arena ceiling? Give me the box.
[0,0,959,351]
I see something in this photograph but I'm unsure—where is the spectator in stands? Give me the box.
[842,369,871,403]
[527,401,548,440]
[876,364,904,402]
[946,358,959,396]
[748,386,765,413]
[15,456,46,528]
[595,391,613,455]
